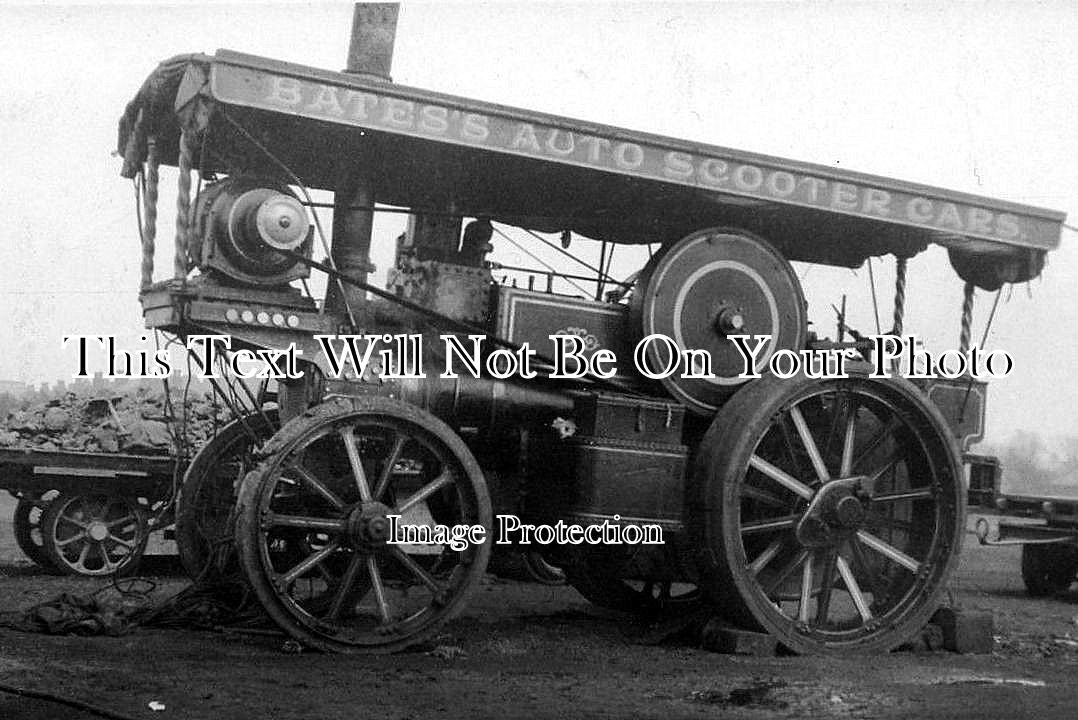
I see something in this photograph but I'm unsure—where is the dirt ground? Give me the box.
[2,507,1078,720]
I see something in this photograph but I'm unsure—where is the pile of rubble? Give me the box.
[0,386,235,455]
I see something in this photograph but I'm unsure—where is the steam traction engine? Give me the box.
[118,49,1064,654]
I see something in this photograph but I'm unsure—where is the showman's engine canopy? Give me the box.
[117,37,1065,655]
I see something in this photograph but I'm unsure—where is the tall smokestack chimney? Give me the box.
[345,3,398,81]
[326,3,400,324]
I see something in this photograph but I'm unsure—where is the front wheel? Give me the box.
[235,397,491,653]
[693,372,965,654]
[175,410,278,581]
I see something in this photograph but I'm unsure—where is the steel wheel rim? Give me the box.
[712,379,961,650]
[247,410,490,648]
[177,411,277,580]
[48,494,144,576]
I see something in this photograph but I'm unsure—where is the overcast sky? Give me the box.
[1,2,1076,449]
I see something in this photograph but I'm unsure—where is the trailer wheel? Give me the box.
[13,491,60,571]
[1020,544,1078,597]
[42,493,147,576]
[693,372,964,654]
[175,410,278,581]
[235,397,491,653]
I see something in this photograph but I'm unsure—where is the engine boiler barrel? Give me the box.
[397,376,575,432]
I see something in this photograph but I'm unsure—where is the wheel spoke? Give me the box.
[749,537,785,574]
[865,453,902,487]
[108,535,134,550]
[763,548,809,596]
[279,542,340,586]
[326,554,366,620]
[741,515,799,535]
[748,455,813,500]
[852,417,901,471]
[836,555,873,621]
[797,554,814,622]
[389,547,447,598]
[100,544,118,571]
[814,550,838,626]
[856,530,920,572]
[59,515,89,530]
[374,434,408,501]
[75,542,91,568]
[265,514,346,533]
[367,556,392,623]
[778,415,807,479]
[741,484,791,508]
[55,532,87,547]
[107,514,137,529]
[395,472,454,515]
[872,488,932,503]
[340,427,373,503]
[288,462,345,510]
[839,401,857,477]
[849,539,888,599]
[789,406,829,482]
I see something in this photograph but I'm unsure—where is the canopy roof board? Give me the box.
[118,50,1066,289]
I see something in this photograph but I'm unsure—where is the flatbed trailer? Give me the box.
[968,455,1078,597]
[0,447,179,576]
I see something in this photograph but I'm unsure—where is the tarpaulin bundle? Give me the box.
[6,589,154,636]
[2,578,266,638]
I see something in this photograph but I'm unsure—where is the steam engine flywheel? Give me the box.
[631,228,808,414]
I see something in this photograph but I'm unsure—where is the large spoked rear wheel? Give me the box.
[235,397,492,653]
[693,372,964,654]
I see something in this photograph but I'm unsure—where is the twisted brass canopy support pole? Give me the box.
[140,137,159,290]
[959,281,975,354]
[892,256,908,336]
[174,131,195,281]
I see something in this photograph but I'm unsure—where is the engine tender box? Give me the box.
[561,393,688,532]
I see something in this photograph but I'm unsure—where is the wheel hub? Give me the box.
[796,476,870,547]
[830,495,865,528]
[346,502,393,549]
[713,305,746,335]
[87,521,109,542]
